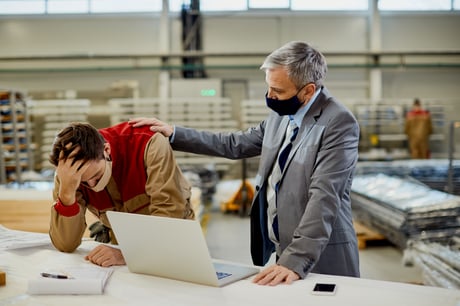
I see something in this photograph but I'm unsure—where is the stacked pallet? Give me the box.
[354,221,388,249]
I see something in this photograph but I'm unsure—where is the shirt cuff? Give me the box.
[54,198,80,217]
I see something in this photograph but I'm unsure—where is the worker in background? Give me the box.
[405,98,433,159]
[130,40,360,286]
[48,122,194,267]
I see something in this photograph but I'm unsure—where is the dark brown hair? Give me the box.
[49,122,105,167]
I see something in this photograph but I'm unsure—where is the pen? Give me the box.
[40,272,68,279]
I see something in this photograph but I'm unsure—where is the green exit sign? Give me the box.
[200,89,217,97]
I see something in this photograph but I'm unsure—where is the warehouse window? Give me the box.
[379,0,452,11]
[0,0,45,14]
[1,0,459,15]
[199,0,246,11]
[249,0,289,9]
[91,0,160,13]
[48,0,89,14]
[291,0,368,11]
[0,0,162,14]
[165,0,248,12]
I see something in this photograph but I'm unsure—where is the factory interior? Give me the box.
[0,0,460,302]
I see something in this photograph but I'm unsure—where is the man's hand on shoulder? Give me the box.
[128,117,174,138]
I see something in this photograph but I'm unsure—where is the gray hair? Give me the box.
[260,41,327,89]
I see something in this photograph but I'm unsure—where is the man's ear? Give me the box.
[303,83,316,102]
[104,143,111,159]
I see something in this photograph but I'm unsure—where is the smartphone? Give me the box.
[311,283,337,295]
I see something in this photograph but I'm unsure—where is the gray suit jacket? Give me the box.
[171,87,360,279]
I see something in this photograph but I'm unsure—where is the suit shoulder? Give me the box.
[322,96,357,122]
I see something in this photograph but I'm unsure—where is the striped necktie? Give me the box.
[278,123,299,172]
[270,119,299,241]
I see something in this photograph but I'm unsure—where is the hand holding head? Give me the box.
[50,122,106,167]
[50,123,109,204]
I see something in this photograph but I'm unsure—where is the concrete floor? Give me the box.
[204,208,423,284]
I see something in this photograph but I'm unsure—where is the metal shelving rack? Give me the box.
[0,90,33,184]
[355,103,446,158]
[355,104,405,146]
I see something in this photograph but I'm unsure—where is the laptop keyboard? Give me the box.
[216,271,232,280]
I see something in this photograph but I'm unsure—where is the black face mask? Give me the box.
[265,88,304,116]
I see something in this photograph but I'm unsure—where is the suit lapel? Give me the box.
[260,116,290,179]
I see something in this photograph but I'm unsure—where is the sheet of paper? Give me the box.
[0,225,51,251]
[28,264,114,295]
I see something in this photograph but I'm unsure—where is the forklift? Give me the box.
[220,159,255,217]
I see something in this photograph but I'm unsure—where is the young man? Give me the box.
[49,122,194,267]
[405,98,433,159]
[130,41,360,286]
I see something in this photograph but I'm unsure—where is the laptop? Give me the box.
[106,211,259,287]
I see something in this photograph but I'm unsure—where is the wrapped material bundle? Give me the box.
[351,173,460,249]
[404,240,460,289]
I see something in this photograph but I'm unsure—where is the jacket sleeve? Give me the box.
[143,133,194,219]
[171,124,264,159]
[49,174,87,253]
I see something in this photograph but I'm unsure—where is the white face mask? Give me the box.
[90,160,112,192]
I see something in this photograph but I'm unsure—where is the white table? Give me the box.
[1,240,459,306]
